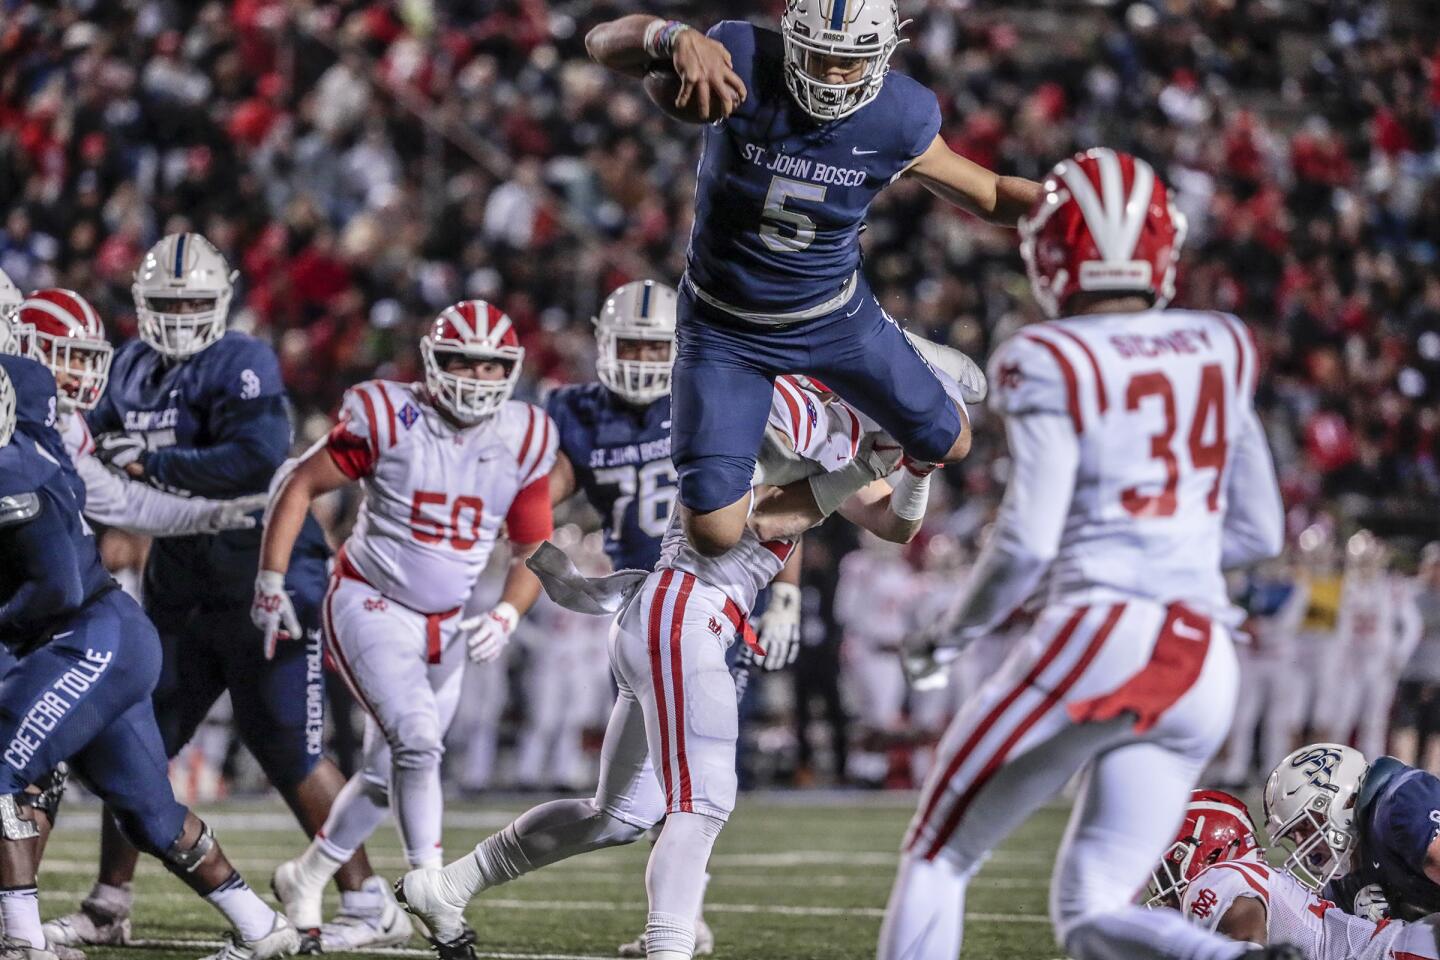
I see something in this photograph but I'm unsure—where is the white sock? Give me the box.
[321,773,388,863]
[644,912,695,960]
[1,887,44,948]
[394,762,445,869]
[645,813,723,940]
[697,872,710,924]
[1064,906,1252,960]
[877,853,970,960]
[205,873,278,943]
[338,878,384,917]
[294,833,348,891]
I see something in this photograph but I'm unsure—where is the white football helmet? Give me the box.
[21,289,113,413]
[594,280,677,406]
[0,365,14,449]
[0,269,30,357]
[132,232,236,359]
[781,0,902,121]
[421,300,524,425]
[1263,743,1369,889]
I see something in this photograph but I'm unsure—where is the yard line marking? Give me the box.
[131,941,612,959]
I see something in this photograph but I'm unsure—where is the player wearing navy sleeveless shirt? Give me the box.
[0,364,301,960]
[587,2,1035,556]
[47,234,375,953]
[1266,744,1440,921]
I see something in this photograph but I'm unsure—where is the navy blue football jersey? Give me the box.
[546,383,675,571]
[1324,757,1440,917]
[685,20,940,313]
[85,331,329,607]
[1,354,70,469]
[0,433,113,650]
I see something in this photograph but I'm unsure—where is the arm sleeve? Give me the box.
[77,451,235,537]
[505,476,554,544]
[1180,867,1260,934]
[325,385,381,480]
[1220,406,1284,570]
[945,412,1077,640]
[516,409,560,489]
[0,498,85,632]
[143,342,292,496]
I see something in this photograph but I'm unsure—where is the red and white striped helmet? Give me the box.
[1147,789,1262,907]
[1020,148,1188,319]
[421,300,524,424]
[21,288,113,412]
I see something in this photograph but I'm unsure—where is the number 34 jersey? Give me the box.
[986,309,1279,615]
[325,381,558,613]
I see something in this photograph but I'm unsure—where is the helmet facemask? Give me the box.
[33,329,112,413]
[1146,839,1196,908]
[782,1,901,121]
[135,291,231,359]
[1271,802,1354,890]
[597,331,673,405]
[422,341,522,426]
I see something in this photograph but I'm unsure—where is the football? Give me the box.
[643,65,719,124]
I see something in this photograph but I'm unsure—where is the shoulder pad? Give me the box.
[0,492,40,528]
[987,331,1080,423]
[1358,756,1410,818]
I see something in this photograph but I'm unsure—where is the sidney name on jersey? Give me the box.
[326,380,558,614]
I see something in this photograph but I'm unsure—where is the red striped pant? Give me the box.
[608,568,742,821]
[902,599,1237,921]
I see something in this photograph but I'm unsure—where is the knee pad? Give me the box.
[19,763,69,826]
[160,819,215,874]
[0,795,39,840]
[389,711,444,770]
[588,802,651,847]
[678,455,754,515]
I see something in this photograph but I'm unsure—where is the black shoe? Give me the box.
[429,925,478,960]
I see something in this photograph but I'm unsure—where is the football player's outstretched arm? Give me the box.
[76,450,261,537]
[1220,407,1283,570]
[904,136,1042,227]
[938,412,1077,646]
[586,15,747,119]
[462,474,555,665]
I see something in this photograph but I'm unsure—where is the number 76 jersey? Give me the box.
[325,380,558,614]
[987,308,1275,612]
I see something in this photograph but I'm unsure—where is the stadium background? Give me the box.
[3,0,1439,795]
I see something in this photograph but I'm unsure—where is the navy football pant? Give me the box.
[672,278,962,511]
[148,598,325,789]
[0,589,188,854]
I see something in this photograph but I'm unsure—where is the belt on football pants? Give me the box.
[683,271,858,327]
[333,546,460,664]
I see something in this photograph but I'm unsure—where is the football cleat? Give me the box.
[318,877,414,951]
[616,919,715,958]
[42,893,132,948]
[196,914,299,960]
[269,858,324,944]
[0,937,58,960]
[394,872,474,959]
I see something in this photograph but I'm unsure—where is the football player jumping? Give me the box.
[884,149,1287,960]
[45,235,370,954]
[257,301,555,952]
[1158,790,1440,960]
[395,374,936,960]
[586,2,1017,558]
[1265,743,1440,921]
[15,288,264,537]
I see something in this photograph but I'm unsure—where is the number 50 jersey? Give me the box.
[325,380,558,613]
[986,308,1279,616]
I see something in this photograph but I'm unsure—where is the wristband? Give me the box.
[490,601,520,633]
[644,19,692,60]
[888,459,935,522]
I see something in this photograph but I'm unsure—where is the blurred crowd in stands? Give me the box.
[4,0,1440,789]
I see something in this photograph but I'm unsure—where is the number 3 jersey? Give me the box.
[325,381,558,613]
[985,309,1281,617]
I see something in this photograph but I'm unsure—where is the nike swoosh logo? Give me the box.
[662,421,672,429]
[852,148,878,156]
[53,631,74,640]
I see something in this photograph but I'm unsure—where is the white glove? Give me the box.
[463,601,519,664]
[902,643,961,692]
[202,494,269,533]
[1352,883,1389,921]
[252,570,302,660]
[758,582,801,672]
[93,432,146,471]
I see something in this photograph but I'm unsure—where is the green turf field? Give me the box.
[41,794,1069,960]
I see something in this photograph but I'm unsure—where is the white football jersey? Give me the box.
[834,548,923,649]
[328,380,557,613]
[1181,860,1401,960]
[987,308,1276,615]
[657,376,865,615]
[1337,574,1412,660]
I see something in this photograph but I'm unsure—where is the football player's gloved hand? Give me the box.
[1352,883,1389,922]
[252,570,302,659]
[463,602,518,664]
[901,634,961,692]
[201,494,268,534]
[94,432,146,472]
[758,582,801,672]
